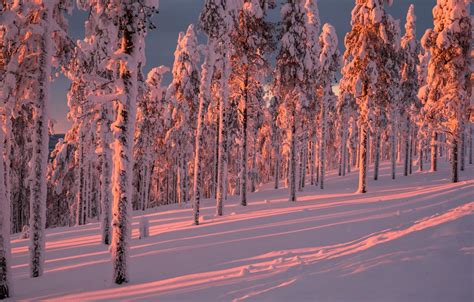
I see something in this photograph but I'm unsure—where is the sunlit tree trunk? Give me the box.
[30,4,53,277]
[358,124,368,194]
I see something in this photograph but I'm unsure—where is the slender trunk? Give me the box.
[452,138,459,183]
[319,101,326,190]
[460,130,465,171]
[0,127,11,299]
[431,132,437,172]
[391,119,396,180]
[469,124,472,165]
[374,130,380,181]
[310,136,315,184]
[409,129,413,174]
[419,140,424,172]
[240,73,249,206]
[274,146,280,190]
[216,93,227,216]
[404,119,410,176]
[193,42,215,224]
[358,124,368,194]
[251,135,257,193]
[298,145,304,192]
[30,5,53,277]
[301,141,307,188]
[289,111,297,202]
[99,112,112,245]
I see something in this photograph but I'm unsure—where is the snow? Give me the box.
[9,160,474,301]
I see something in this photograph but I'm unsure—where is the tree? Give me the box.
[166,25,200,208]
[102,0,158,284]
[17,0,73,278]
[276,0,308,202]
[421,0,471,183]
[400,5,420,177]
[230,0,275,207]
[318,23,340,189]
[343,0,394,193]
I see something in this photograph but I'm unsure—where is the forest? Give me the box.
[0,0,472,300]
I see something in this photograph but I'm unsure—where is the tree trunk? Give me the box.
[391,119,396,180]
[289,111,297,202]
[310,136,315,185]
[358,124,368,193]
[216,93,227,216]
[240,73,249,206]
[431,132,437,172]
[460,130,465,171]
[111,14,140,284]
[404,119,410,176]
[418,140,424,172]
[99,111,112,245]
[452,138,459,183]
[0,128,11,299]
[30,4,53,277]
[319,101,326,190]
[374,130,380,181]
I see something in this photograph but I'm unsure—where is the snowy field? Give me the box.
[10,161,474,301]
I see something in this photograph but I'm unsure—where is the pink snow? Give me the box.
[10,161,474,301]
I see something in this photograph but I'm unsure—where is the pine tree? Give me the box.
[344,0,396,192]
[421,0,471,183]
[400,5,420,177]
[166,25,200,208]
[230,0,275,207]
[276,0,308,202]
[318,23,340,189]
[104,0,158,284]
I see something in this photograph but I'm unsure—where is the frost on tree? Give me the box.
[400,5,420,177]
[318,23,340,190]
[420,0,471,183]
[276,0,308,202]
[166,25,200,208]
[230,0,275,207]
[104,0,158,284]
[343,0,396,193]
[18,0,73,278]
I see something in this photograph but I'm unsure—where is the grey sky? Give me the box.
[51,0,436,133]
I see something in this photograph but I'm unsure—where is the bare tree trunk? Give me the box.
[240,73,249,206]
[319,102,326,190]
[452,137,459,183]
[431,132,438,172]
[374,130,380,181]
[391,119,397,180]
[0,127,11,299]
[289,111,297,202]
[404,119,410,176]
[418,140,424,172]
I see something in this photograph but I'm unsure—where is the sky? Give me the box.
[51,0,436,134]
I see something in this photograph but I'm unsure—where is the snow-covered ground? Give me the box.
[10,161,474,301]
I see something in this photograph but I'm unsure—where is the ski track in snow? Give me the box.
[9,161,474,301]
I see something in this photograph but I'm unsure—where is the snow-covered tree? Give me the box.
[343,0,395,193]
[276,0,308,202]
[400,5,420,177]
[318,23,340,189]
[230,0,275,207]
[15,0,73,278]
[421,0,471,183]
[166,25,200,208]
[99,0,159,284]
